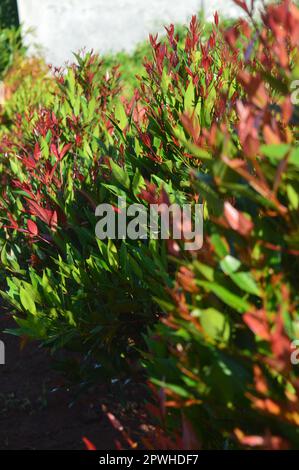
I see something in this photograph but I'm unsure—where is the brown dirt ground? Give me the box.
[0,316,148,450]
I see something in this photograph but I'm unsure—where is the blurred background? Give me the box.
[4,0,249,66]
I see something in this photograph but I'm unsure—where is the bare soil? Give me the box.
[0,316,147,450]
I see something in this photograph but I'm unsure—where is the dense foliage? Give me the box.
[1,0,299,449]
[0,0,19,30]
[0,27,25,80]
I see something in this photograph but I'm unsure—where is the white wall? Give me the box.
[17,0,257,66]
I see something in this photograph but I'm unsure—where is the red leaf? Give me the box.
[253,365,268,395]
[233,0,249,13]
[214,11,219,26]
[82,437,96,451]
[34,142,41,161]
[7,212,19,229]
[181,113,200,144]
[141,133,152,149]
[182,415,201,450]
[244,309,270,340]
[263,124,281,145]
[59,143,72,160]
[27,219,39,236]
[271,313,291,364]
[22,157,36,170]
[224,202,253,236]
[27,199,58,230]
[50,143,59,159]
[238,71,268,108]
[234,428,289,449]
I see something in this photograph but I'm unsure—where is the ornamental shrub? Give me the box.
[140,0,299,450]
[0,0,299,450]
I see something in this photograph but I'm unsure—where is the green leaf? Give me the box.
[151,379,191,398]
[114,101,128,130]
[200,308,230,341]
[290,147,299,166]
[183,140,212,160]
[0,243,8,266]
[10,157,21,175]
[197,280,251,313]
[107,238,118,269]
[260,71,289,95]
[193,261,214,281]
[161,68,171,94]
[20,287,37,315]
[230,272,261,296]
[210,234,229,258]
[287,184,299,210]
[153,297,175,313]
[260,143,290,161]
[66,69,76,102]
[220,255,241,274]
[184,81,195,112]
[132,168,145,197]
[110,160,130,189]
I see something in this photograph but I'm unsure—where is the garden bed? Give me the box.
[1,0,299,451]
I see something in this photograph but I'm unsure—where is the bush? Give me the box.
[0,51,158,380]
[141,0,299,450]
[0,28,24,80]
[0,0,19,30]
[0,0,299,450]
